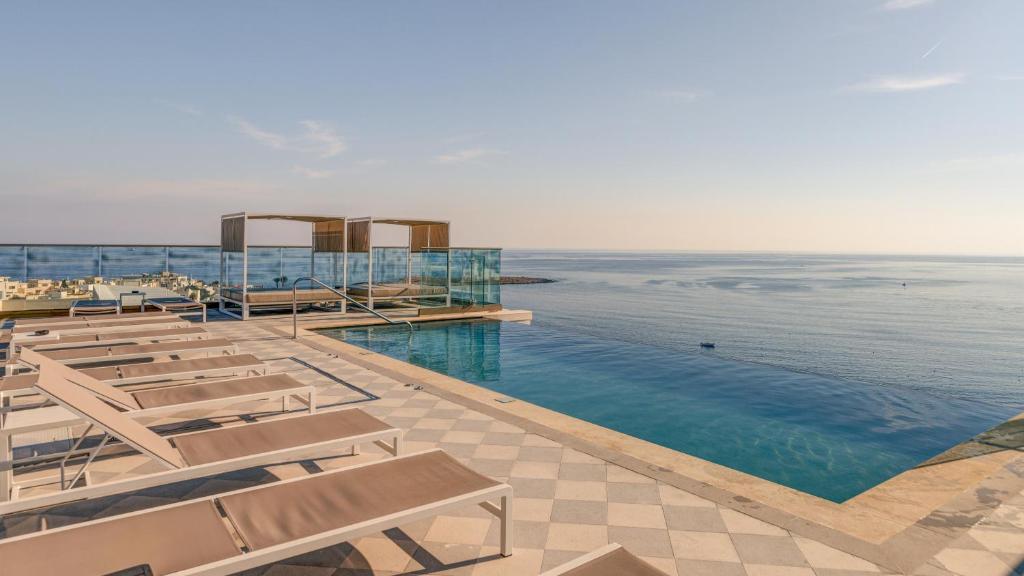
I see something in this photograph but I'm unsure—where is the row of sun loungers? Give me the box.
[0,310,665,575]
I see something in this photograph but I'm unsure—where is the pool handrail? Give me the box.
[291,277,413,338]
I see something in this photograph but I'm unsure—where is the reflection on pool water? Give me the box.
[319,319,1014,502]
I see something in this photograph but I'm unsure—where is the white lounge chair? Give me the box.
[144,296,208,323]
[9,316,190,341]
[0,355,401,514]
[0,449,511,576]
[15,326,211,352]
[1,353,268,404]
[68,299,121,317]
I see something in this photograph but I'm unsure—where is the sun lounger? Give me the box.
[144,296,208,322]
[27,338,237,366]
[541,544,669,576]
[10,316,190,340]
[3,350,317,462]
[68,299,121,317]
[1,353,268,404]
[0,449,510,575]
[0,356,401,514]
[16,310,176,326]
[17,326,211,351]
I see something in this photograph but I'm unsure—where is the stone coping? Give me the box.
[266,320,1023,574]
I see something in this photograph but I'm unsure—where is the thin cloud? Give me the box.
[230,117,288,149]
[921,40,942,59]
[845,73,963,93]
[229,117,346,158]
[995,74,1024,81]
[154,99,201,116]
[646,89,702,103]
[435,148,504,165]
[291,165,333,179]
[355,158,387,167]
[299,120,346,158]
[881,0,934,11]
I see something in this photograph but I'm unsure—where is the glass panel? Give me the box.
[99,246,166,279]
[0,246,26,280]
[26,246,98,280]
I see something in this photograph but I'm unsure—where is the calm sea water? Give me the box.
[325,252,1023,502]
[502,252,1024,408]
[330,319,1013,502]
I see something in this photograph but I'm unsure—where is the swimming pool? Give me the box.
[320,319,1015,502]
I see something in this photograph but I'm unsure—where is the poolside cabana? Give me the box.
[219,213,347,319]
[345,217,452,309]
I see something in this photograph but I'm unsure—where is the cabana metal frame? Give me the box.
[344,217,452,309]
[218,213,348,320]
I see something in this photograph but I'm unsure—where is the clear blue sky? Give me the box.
[1,1,1022,253]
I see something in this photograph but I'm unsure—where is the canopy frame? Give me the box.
[345,217,451,309]
[218,212,348,319]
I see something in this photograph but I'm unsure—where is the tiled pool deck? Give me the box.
[2,314,1022,575]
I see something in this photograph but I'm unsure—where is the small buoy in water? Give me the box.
[700,342,715,349]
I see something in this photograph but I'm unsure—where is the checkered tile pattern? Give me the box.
[914,492,1024,576]
[0,319,929,575]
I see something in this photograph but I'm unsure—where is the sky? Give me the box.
[1,1,1022,254]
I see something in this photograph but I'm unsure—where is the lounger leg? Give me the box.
[282,395,289,412]
[0,432,12,502]
[499,495,512,557]
[308,389,317,414]
[350,443,361,456]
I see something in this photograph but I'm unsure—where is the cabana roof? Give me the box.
[226,213,346,223]
[367,217,449,226]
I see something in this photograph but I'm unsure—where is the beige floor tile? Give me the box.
[441,430,487,444]
[934,548,1012,576]
[607,465,656,484]
[731,534,809,567]
[342,536,414,572]
[511,460,560,480]
[669,530,741,562]
[658,484,717,508]
[545,523,609,552]
[608,502,668,529]
[472,444,521,460]
[793,536,880,572]
[471,547,544,575]
[555,480,608,502]
[641,556,680,575]
[511,497,554,522]
[675,558,747,576]
[561,448,605,464]
[969,526,1024,554]
[416,418,458,430]
[424,516,495,546]
[719,508,789,536]
[744,564,816,576]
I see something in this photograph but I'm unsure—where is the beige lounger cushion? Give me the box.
[0,501,240,576]
[22,326,208,347]
[37,338,232,361]
[133,373,304,409]
[0,354,263,393]
[559,546,669,576]
[346,282,446,298]
[172,409,390,466]
[222,287,344,304]
[12,317,179,334]
[85,353,262,380]
[16,311,173,326]
[219,450,499,550]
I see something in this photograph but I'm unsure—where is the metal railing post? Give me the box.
[292,276,412,339]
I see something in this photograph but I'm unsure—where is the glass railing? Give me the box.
[0,244,500,307]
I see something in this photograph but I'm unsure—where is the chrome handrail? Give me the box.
[292,276,413,338]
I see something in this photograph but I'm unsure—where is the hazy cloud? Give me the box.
[229,117,346,158]
[645,89,702,103]
[921,40,942,59]
[291,165,333,179]
[154,99,202,116]
[846,73,963,93]
[881,0,934,11]
[435,148,504,165]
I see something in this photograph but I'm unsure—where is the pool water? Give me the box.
[322,320,1015,502]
